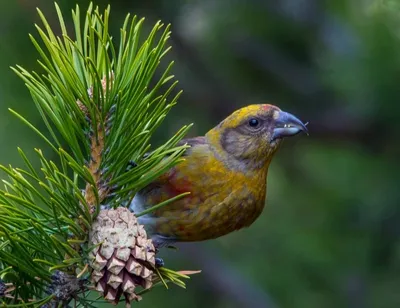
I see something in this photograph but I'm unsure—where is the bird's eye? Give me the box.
[248,118,260,128]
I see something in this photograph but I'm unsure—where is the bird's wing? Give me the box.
[176,136,208,150]
[130,136,211,213]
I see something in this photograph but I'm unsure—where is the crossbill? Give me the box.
[130,104,308,247]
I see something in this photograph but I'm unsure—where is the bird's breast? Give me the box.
[153,156,269,242]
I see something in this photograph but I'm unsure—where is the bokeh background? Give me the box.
[1,0,400,307]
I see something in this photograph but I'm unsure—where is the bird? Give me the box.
[130,104,308,248]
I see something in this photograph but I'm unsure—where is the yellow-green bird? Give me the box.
[130,104,308,247]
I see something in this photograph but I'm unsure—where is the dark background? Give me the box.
[1,1,400,307]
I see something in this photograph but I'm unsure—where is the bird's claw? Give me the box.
[155,257,164,268]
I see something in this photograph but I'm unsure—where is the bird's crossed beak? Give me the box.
[272,111,309,141]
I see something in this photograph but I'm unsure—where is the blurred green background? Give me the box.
[1,0,400,307]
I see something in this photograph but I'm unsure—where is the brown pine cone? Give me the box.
[89,207,156,305]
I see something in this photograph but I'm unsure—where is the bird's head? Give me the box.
[206,104,308,170]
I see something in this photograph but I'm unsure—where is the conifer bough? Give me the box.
[0,3,199,307]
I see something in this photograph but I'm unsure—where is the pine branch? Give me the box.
[0,3,198,307]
